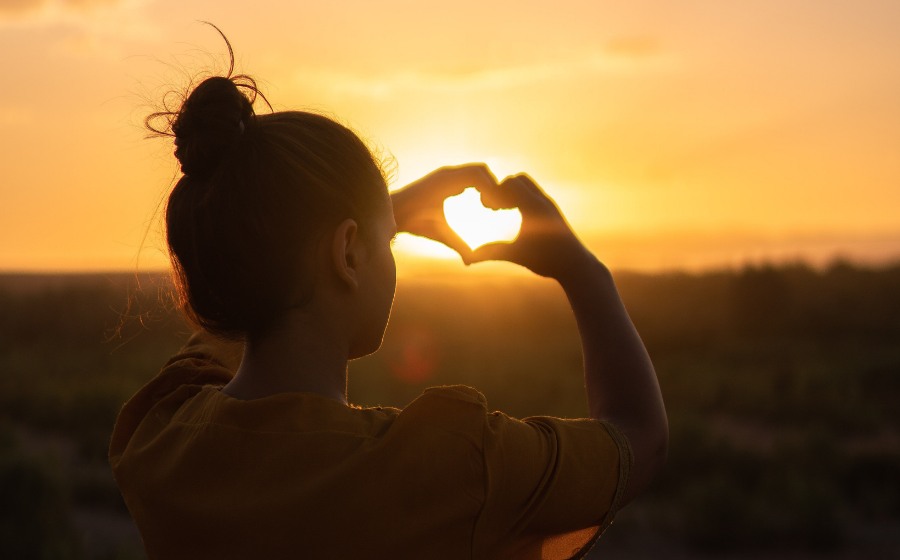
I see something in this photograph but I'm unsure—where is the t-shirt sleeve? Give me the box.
[473,410,633,560]
[108,330,242,466]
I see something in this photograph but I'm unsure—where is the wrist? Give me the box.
[553,247,608,287]
[552,243,609,287]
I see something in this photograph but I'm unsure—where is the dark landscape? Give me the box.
[1,262,898,559]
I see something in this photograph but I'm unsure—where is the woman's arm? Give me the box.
[470,174,668,506]
[390,165,667,504]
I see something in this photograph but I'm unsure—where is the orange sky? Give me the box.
[1,1,899,273]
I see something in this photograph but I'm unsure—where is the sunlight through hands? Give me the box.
[443,187,522,250]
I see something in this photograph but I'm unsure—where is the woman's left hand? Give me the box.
[391,164,498,263]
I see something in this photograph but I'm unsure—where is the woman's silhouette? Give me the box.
[109,31,667,560]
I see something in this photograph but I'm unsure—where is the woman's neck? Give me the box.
[222,310,350,404]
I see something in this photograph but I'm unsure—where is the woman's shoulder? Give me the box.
[416,384,488,406]
[109,332,237,464]
[363,385,490,452]
[396,385,490,423]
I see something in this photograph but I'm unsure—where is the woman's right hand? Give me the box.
[470,174,597,281]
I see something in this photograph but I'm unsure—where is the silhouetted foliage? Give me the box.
[1,262,899,556]
[0,425,82,559]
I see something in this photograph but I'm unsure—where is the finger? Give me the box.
[479,175,531,210]
[432,222,475,263]
[505,174,553,212]
[472,173,504,204]
[469,241,514,264]
[412,217,474,263]
[441,163,499,196]
[477,175,515,209]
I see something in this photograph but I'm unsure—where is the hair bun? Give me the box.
[172,76,253,179]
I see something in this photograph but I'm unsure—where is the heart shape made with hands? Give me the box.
[443,187,522,250]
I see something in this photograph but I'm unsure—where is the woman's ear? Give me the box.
[331,218,362,289]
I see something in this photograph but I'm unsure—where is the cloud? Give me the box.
[0,0,121,19]
[296,46,675,99]
[0,0,158,60]
[0,0,41,16]
[0,0,152,35]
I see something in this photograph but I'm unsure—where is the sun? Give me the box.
[390,188,522,262]
[443,187,521,250]
[389,152,526,259]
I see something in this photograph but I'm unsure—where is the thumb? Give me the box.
[434,223,474,264]
[469,241,514,265]
[441,228,472,264]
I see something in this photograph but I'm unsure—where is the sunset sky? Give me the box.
[1,0,898,273]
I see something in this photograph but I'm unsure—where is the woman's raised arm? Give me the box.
[470,173,669,505]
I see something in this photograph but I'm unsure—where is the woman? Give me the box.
[109,37,667,560]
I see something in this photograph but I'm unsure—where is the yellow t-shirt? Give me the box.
[109,332,632,560]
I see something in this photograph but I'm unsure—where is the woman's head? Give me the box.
[153,71,392,341]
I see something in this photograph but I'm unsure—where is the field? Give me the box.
[1,263,899,559]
